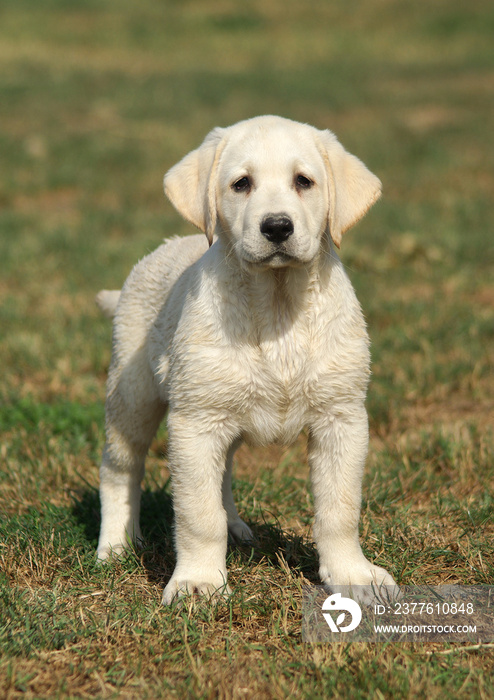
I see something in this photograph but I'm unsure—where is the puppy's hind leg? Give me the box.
[223,440,253,543]
[97,386,166,560]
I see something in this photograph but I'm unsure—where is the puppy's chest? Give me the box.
[245,349,309,445]
[166,279,368,445]
[257,325,308,382]
[231,322,323,445]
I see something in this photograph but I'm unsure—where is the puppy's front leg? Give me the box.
[309,406,396,602]
[162,412,234,605]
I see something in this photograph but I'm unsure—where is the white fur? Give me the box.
[96,116,396,604]
[95,290,120,318]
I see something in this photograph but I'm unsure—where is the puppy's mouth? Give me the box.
[242,250,301,269]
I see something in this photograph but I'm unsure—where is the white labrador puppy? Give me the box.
[96,115,397,604]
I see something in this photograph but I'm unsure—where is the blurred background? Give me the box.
[1,0,493,417]
[1,0,492,433]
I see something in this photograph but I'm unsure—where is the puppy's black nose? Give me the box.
[260,214,294,244]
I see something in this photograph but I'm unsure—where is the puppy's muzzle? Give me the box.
[260,214,294,244]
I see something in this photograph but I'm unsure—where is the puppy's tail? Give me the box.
[95,290,121,318]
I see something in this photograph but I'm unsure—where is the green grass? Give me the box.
[1,0,493,697]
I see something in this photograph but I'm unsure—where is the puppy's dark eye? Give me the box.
[296,174,313,190]
[232,176,251,193]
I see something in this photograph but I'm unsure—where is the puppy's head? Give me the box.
[164,116,381,268]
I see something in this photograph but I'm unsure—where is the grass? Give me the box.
[1,0,493,697]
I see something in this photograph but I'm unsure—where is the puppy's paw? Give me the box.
[162,578,231,605]
[96,542,126,561]
[322,562,399,605]
[228,518,254,543]
[96,533,143,562]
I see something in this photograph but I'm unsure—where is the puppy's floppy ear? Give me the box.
[164,127,227,246]
[318,130,382,248]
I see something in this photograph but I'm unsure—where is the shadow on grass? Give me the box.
[71,487,319,587]
[230,521,320,583]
